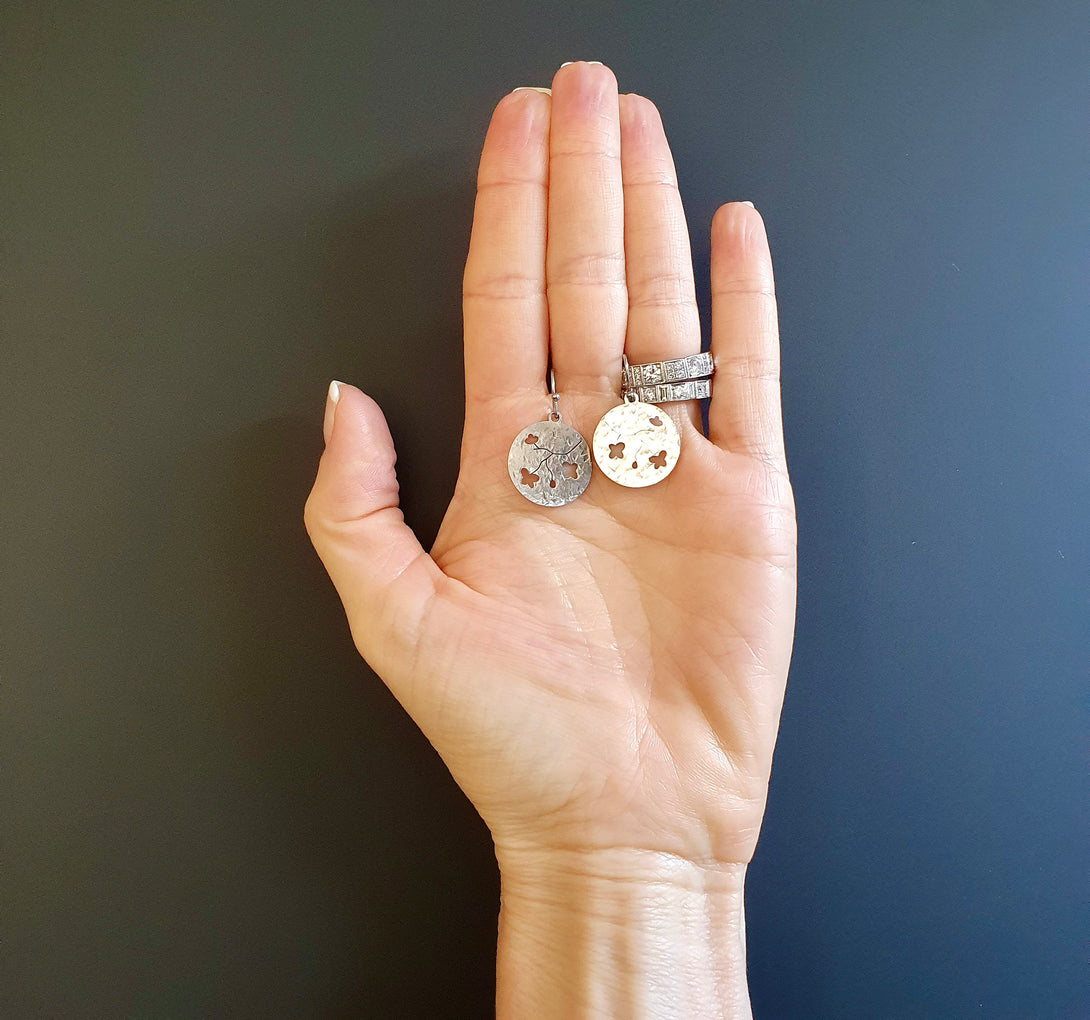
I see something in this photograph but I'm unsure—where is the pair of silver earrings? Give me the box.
[506,353,715,506]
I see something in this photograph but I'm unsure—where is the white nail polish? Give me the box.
[560,61,575,67]
[323,381,342,445]
[512,86,552,94]
[741,201,755,208]
[586,60,603,65]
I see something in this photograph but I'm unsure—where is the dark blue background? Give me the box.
[4,1,1086,1015]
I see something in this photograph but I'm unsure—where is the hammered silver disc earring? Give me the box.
[592,352,714,488]
[507,367,592,506]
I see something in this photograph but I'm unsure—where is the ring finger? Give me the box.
[619,93,703,431]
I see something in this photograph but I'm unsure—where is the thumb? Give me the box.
[304,381,443,677]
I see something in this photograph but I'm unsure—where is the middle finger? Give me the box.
[546,61,627,397]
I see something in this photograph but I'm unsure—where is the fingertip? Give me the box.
[618,92,664,145]
[321,382,391,454]
[317,380,393,470]
[619,90,654,117]
[551,59,619,102]
[712,200,764,235]
[711,202,774,289]
[484,89,550,167]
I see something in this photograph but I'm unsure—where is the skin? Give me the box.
[305,61,796,1017]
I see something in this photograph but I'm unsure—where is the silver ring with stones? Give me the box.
[625,378,712,403]
[623,351,715,390]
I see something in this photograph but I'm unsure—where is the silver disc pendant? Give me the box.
[507,420,592,506]
[592,401,680,487]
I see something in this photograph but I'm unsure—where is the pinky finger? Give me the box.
[707,202,785,464]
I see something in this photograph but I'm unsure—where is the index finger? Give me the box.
[461,89,551,415]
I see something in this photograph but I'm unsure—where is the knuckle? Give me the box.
[303,488,330,543]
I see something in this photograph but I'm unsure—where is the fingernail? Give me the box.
[741,201,755,208]
[512,86,551,94]
[559,60,603,67]
[323,380,342,446]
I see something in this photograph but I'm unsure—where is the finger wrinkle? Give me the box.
[548,250,626,287]
[628,293,698,311]
[710,281,776,300]
[550,147,621,162]
[629,266,695,301]
[475,176,547,191]
[623,173,680,190]
[463,278,546,301]
[712,353,781,382]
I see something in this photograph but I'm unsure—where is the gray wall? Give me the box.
[4,2,1086,1016]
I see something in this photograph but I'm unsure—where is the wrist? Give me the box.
[495,845,751,1019]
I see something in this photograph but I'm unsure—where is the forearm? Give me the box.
[495,847,751,1019]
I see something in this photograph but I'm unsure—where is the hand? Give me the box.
[305,61,796,1015]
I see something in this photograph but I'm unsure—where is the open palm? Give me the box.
[305,63,796,878]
